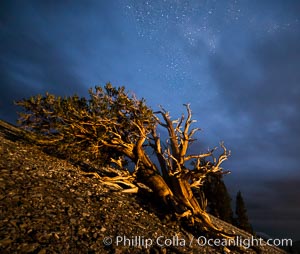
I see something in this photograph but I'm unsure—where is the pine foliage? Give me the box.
[16,83,233,238]
[203,174,234,224]
[235,191,253,233]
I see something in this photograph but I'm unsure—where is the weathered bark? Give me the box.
[137,168,173,205]
[16,86,233,238]
[168,173,233,237]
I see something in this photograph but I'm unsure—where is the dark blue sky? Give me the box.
[1,0,300,240]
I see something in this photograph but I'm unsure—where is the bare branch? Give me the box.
[188,127,201,139]
[184,149,216,162]
[188,143,230,189]
[150,128,169,180]
[214,142,231,170]
[179,104,194,162]
[154,109,180,158]
[164,148,182,175]
[174,114,185,135]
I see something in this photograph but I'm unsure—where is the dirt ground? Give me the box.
[0,120,287,253]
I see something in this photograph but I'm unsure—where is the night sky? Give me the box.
[1,0,300,240]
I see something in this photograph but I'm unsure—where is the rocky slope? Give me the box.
[0,119,287,253]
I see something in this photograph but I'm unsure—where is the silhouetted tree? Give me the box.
[235,191,253,233]
[202,174,234,224]
[16,83,232,238]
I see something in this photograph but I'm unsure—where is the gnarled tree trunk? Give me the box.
[16,85,232,238]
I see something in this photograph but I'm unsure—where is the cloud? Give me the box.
[246,175,300,239]
[205,23,300,238]
[208,27,300,166]
[0,2,84,121]
[0,0,126,122]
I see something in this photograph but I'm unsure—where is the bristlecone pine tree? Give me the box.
[16,83,233,238]
[235,191,253,234]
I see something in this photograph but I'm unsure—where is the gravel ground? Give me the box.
[0,120,288,253]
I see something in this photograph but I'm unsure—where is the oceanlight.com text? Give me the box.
[103,235,292,249]
[196,235,292,249]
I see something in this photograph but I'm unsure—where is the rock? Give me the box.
[20,243,39,253]
[38,249,47,254]
[0,238,13,247]
[0,120,288,254]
